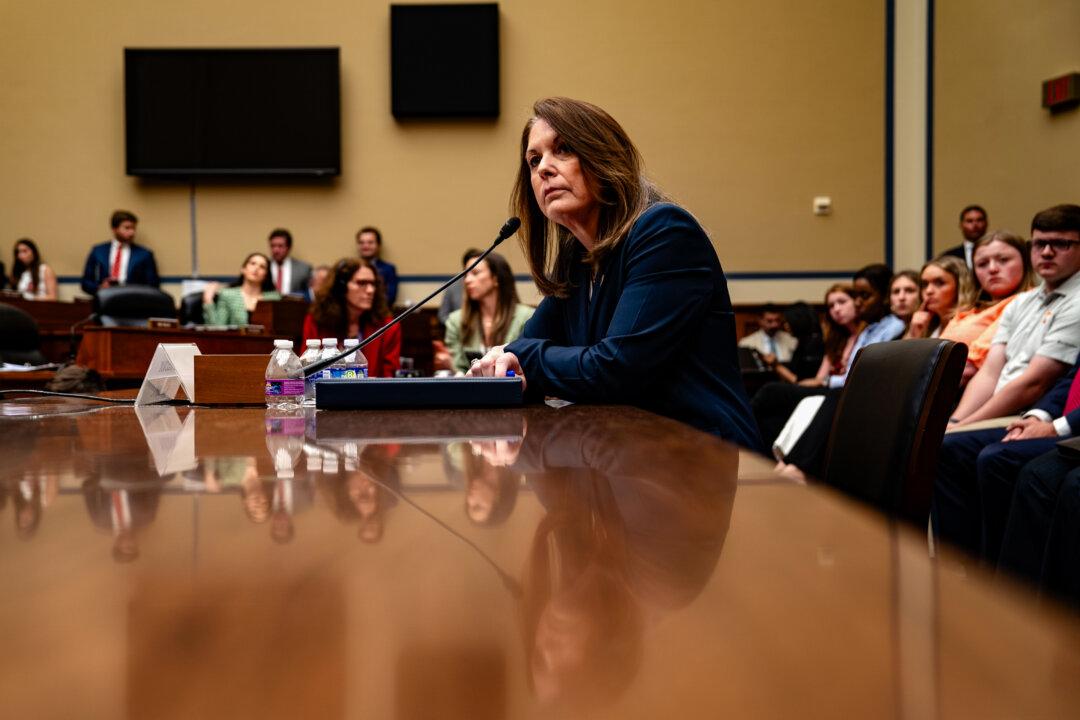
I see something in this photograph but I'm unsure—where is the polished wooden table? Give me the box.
[1,400,1078,719]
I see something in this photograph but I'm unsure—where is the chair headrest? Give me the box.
[94,285,176,323]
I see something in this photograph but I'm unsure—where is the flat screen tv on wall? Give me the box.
[391,4,499,118]
[125,48,341,177]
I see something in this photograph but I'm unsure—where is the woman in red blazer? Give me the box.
[302,258,401,378]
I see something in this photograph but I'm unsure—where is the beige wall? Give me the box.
[934,0,1080,253]
[1,0,886,304]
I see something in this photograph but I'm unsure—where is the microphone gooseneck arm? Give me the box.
[303,217,521,378]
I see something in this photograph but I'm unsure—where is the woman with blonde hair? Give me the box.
[940,230,1033,379]
[905,255,973,339]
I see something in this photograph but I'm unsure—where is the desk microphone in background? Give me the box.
[303,216,521,378]
[68,313,97,362]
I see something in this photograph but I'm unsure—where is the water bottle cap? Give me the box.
[273,339,293,349]
[305,339,320,348]
[344,338,359,347]
[321,338,337,347]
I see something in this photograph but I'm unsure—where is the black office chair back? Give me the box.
[822,339,967,524]
[94,285,176,327]
[178,291,205,326]
[0,302,47,365]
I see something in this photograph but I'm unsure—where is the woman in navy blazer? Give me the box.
[469,97,759,449]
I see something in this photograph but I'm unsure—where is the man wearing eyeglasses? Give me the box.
[935,204,1080,557]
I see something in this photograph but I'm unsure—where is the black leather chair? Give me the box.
[94,285,176,327]
[822,339,967,525]
[0,302,47,365]
[178,291,205,326]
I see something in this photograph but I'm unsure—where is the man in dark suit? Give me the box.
[997,445,1080,602]
[267,227,312,297]
[355,225,399,306]
[80,209,161,295]
[941,204,988,268]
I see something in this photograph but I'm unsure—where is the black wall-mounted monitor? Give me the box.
[125,48,341,177]
[391,4,499,118]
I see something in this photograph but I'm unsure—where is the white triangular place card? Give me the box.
[135,343,200,406]
[134,404,197,476]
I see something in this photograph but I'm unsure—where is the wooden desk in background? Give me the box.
[75,326,281,381]
[1,296,94,363]
[249,297,308,347]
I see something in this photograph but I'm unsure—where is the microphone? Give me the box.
[303,217,521,378]
[69,314,97,362]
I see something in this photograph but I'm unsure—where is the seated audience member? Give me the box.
[438,247,483,325]
[267,228,312,297]
[739,303,798,370]
[355,226,399,307]
[776,302,825,382]
[998,444,1080,605]
[941,231,1033,380]
[937,354,1080,562]
[823,263,906,388]
[949,205,1080,427]
[905,256,971,339]
[752,284,862,446]
[444,251,533,375]
[767,266,905,479]
[303,258,401,378]
[943,204,989,270]
[888,270,921,327]
[80,210,160,295]
[11,238,57,300]
[934,204,1080,556]
[309,264,330,299]
[201,253,281,326]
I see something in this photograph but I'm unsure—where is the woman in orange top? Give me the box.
[941,230,1033,380]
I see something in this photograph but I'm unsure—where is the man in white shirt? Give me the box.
[739,304,798,367]
[267,228,313,297]
[935,204,1080,557]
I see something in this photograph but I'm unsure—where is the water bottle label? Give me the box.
[265,379,304,397]
[265,416,305,434]
[329,367,346,379]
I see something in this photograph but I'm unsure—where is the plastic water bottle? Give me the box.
[265,339,304,408]
[298,338,321,405]
[341,338,368,379]
[264,406,304,477]
[328,349,349,378]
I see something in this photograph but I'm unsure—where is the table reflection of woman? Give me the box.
[468,97,758,449]
[202,252,281,326]
[240,459,272,524]
[512,409,737,710]
[320,445,401,543]
[463,441,521,526]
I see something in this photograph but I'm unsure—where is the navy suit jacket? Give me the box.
[374,258,399,307]
[1033,357,1080,434]
[506,203,761,450]
[81,242,160,295]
